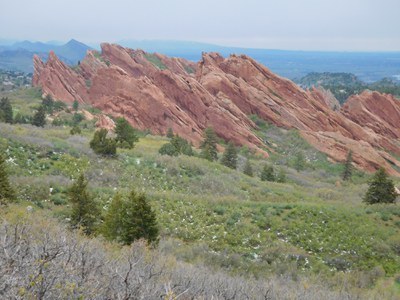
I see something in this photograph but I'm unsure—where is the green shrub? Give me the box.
[89,129,117,157]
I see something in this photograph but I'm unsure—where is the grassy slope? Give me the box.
[1,88,400,297]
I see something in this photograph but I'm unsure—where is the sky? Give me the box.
[1,0,399,51]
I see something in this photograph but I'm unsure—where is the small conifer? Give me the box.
[200,127,218,161]
[364,167,397,204]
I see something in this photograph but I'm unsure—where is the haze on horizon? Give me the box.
[1,0,399,52]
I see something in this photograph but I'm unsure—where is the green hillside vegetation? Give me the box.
[296,72,400,104]
[0,87,400,298]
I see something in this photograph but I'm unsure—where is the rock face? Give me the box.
[33,44,400,175]
[33,51,88,103]
[95,115,116,131]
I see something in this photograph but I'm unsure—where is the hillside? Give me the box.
[296,72,400,104]
[32,44,400,176]
[0,87,400,298]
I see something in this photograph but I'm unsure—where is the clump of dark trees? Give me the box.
[89,117,139,156]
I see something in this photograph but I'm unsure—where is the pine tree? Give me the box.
[115,117,138,149]
[102,193,125,242]
[32,106,46,127]
[123,189,159,244]
[364,167,397,204]
[200,127,218,161]
[342,150,353,181]
[0,97,13,124]
[103,189,159,245]
[0,153,15,204]
[243,159,254,177]
[68,174,99,235]
[260,164,275,181]
[90,129,117,156]
[221,142,238,169]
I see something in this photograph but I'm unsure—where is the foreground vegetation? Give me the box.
[0,87,400,299]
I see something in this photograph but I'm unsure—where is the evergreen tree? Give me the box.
[0,153,15,204]
[32,106,46,127]
[170,135,193,156]
[260,164,275,181]
[102,193,125,242]
[122,189,159,244]
[276,167,287,183]
[103,189,159,245]
[115,117,138,149]
[0,97,13,124]
[73,99,79,112]
[221,142,238,169]
[342,150,353,181]
[89,129,117,156]
[166,127,174,139]
[200,127,218,161]
[243,159,254,177]
[364,167,397,204]
[68,174,99,235]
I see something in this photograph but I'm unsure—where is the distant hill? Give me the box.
[118,40,400,82]
[0,39,91,72]
[296,72,400,103]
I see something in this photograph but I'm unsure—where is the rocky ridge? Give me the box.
[33,43,400,175]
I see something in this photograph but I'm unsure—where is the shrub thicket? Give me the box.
[261,164,275,182]
[243,159,254,177]
[89,129,117,156]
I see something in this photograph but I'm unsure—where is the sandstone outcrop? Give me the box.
[95,115,116,131]
[32,44,400,175]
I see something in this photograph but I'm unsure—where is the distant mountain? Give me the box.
[54,39,91,64]
[10,40,54,53]
[118,40,400,82]
[0,39,91,72]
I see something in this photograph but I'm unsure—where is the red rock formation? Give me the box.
[33,51,88,103]
[32,44,400,175]
[342,91,400,139]
[95,115,115,131]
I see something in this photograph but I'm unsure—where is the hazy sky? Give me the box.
[1,0,399,51]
